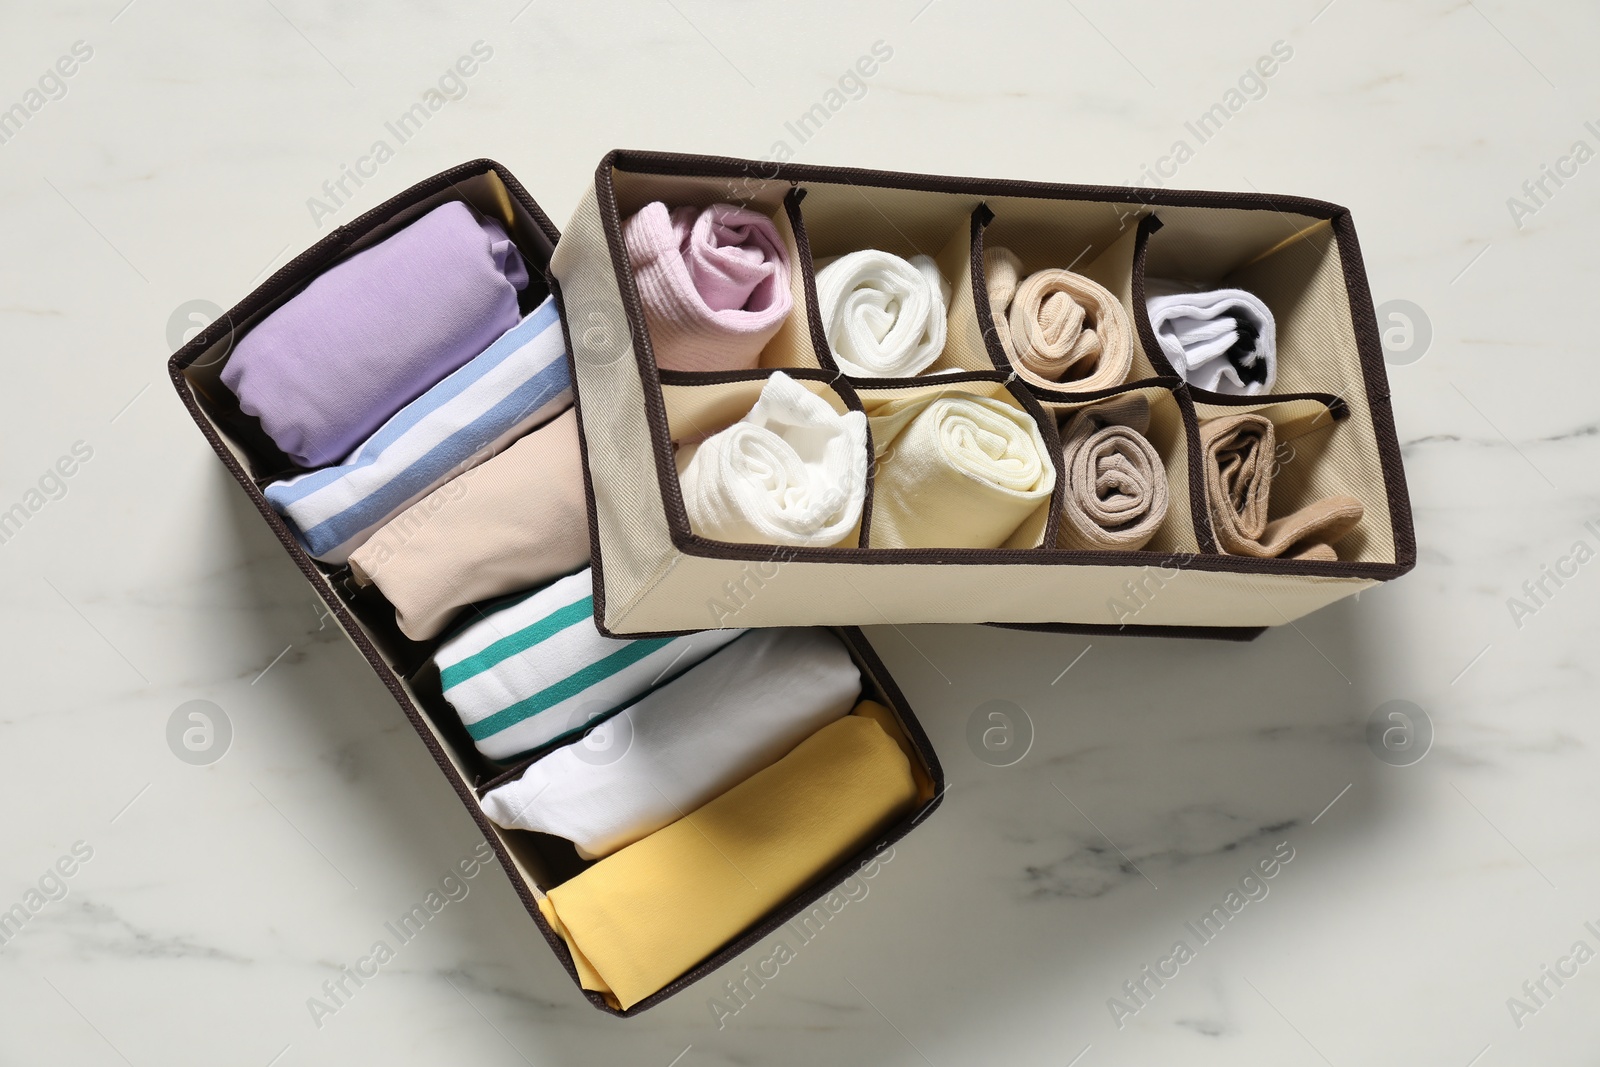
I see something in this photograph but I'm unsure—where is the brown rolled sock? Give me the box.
[1198,412,1364,560]
[985,247,1134,391]
[348,408,590,640]
[1057,394,1169,551]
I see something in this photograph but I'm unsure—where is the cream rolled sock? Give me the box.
[815,250,951,378]
[1056,394,1169,551]
[986,247,1134,391]
[867,392,1056,549]
[480,627,861,859]
[348,409,590,640]
[675,372,867,547]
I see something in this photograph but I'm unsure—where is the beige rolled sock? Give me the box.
[348,409,590,640]
[1057,394,1169,551]
[867,392,1056,549]
[986,247,1134,391]
[1199,412,1364,561]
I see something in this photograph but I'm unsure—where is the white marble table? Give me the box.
[2,1,1597,1063]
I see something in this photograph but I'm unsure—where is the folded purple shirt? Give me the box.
[223,201,530,468]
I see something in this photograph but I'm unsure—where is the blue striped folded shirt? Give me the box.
[435,569,745,761]
[265,297,570,563]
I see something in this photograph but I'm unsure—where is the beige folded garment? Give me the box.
[1199,412,1364,561]
[986,247,1134,391]
[867,391,1055,549]
[348,409,590,640]
[1057,394,1169,551]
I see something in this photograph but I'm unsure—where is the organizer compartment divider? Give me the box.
[756,193,827,370]
[1129,214,1215,552]
[927,210,1001,373]
[658,366,861,443]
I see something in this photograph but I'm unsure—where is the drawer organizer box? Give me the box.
[167,159,945,1016]
[552,151,1416,638]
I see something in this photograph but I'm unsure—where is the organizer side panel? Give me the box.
[1226,226,1397,564]
[618,553,1374,631]
[550,187,686,630]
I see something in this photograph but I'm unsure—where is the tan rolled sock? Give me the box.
[1057,394,1169,551]
[348,408,590,640]
[986,247,1134,391]
[1198,412,1364,561]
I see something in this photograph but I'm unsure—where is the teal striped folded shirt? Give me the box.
[434,569,745,760]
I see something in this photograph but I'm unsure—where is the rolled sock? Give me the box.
[674,372,867,547]
[1199,412,1364,560]
[223,201,529,468]
[264,299,570,564]
[434,569,745,761]
[1056,394,1169,551]
[867,392,1056,549]
[480,628,861,859]
[986,247,1133,391]
[536,714,916,1010]
[815,250,951,377]
[347,409,590,641]
[624,202,792,372]
[1145,282,1277,395]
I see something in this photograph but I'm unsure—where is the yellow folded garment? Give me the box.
[537,714,917,1010]
[852,699,935,801]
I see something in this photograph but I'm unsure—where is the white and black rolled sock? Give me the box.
[479,627,861,859]
[1145,281,1277,395]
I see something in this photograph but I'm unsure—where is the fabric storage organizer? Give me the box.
[166,159,945,1016]
[552,150,1416,638]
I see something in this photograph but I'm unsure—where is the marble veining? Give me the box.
[2,0,1598,1064]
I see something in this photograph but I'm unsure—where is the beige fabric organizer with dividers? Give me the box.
[552,150,1415,638]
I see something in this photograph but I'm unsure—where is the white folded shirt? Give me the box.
[479,627,861,858]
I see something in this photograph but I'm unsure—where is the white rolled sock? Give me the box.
[815,250,951,377]
[675,371,867,547]
[1145,282,1277,395]
[479,627,862,859]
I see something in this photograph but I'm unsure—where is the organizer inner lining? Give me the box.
[613,171,1393,565]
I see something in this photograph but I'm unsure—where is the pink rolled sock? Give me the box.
[623,201,792,372]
